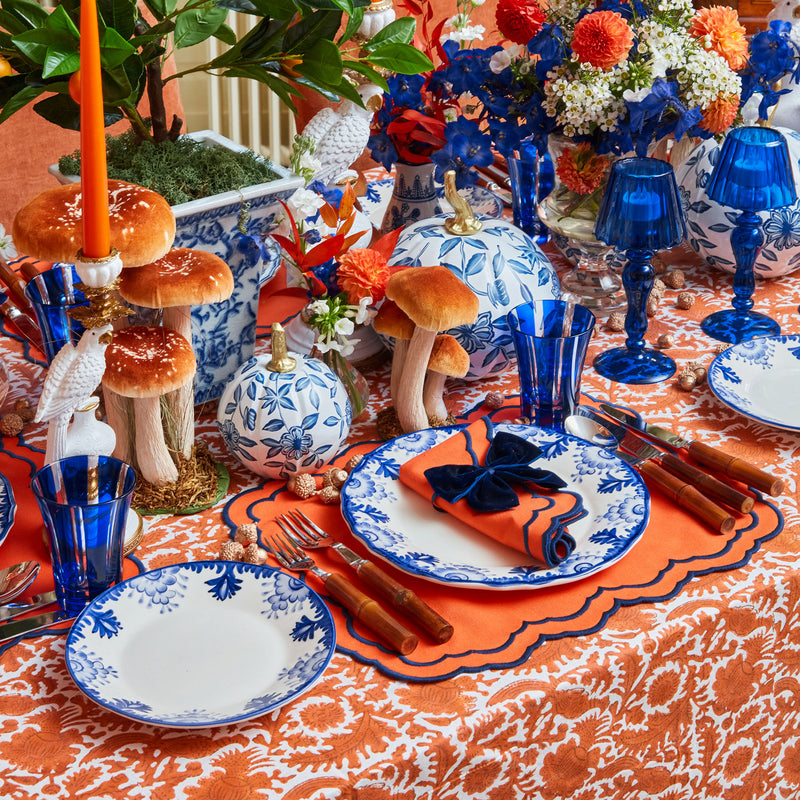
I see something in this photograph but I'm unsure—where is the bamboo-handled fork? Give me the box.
[280,511,454,644]
[267,527,419,655]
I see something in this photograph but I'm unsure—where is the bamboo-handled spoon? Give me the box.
[0,561,40,604]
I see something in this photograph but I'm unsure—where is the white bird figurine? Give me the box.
[35,324,114,464]
[764,0,800,130]
[301,83,385,186]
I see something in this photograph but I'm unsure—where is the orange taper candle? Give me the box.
[79,0,111,258]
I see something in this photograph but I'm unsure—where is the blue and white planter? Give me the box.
[676,127,800,280]
[217,351,351,480]
[50,130,304,404]
[387,214,561,380]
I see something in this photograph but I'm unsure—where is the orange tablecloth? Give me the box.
[0,242,798,799]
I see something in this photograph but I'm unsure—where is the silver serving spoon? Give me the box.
[564,414,619,449]
[0,561,40,604]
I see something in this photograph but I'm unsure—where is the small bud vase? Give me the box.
[380,161,442,234]
[312,346,370,422]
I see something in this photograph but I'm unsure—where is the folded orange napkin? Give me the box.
[398,417,585,567]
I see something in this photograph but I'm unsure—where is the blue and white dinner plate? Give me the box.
[360,178,504,226]
[65,562,336,728]
[0,472,16,549]
[341,424,650,590]
[708,335,800,432]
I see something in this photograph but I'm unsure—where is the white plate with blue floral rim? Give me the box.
[707,335,800,432]
[360,178,504,227]
[0,472,16,549]
[340,423,650,590]
[65,562,335,728]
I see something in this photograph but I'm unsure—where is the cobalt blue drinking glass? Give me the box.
[507,140,550,244]
[508,299,596,432]
[593,157,686,384]
[31,455,136,615]
[701,126,796,343]
[23,264,89,363]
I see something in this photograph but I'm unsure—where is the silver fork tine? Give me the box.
[278,514,315,546]
[272,522,308,560]
[289,510,327,541]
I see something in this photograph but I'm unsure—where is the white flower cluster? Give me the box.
[678,46,742,108]
[0,225,16,260]
[306,296,374,356]
[445,13,485,43]
[544,64,627,137]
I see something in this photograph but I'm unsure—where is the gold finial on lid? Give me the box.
[443,170,483,236]
[267,323,297,373]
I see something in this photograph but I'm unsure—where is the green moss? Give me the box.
[57,130,279,206]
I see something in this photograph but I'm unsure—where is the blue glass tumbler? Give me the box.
[23,264,89,363]
[31,456,136,615]
[508,299,596,431]
[507,142,550,244]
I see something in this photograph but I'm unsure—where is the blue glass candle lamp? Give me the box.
[592,158,686,384]
[701,126,797,344]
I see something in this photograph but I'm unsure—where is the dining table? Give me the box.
[0,209,797,800]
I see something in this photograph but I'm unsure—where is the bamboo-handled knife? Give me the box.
[599,403,784,497]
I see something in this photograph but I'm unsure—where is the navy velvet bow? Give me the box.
[423,431,567,513]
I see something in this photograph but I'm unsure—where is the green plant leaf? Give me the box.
[173,5,229,49]
[366,43,433,73]
[212,23,237,47]
[42,44,79,78]
[0,0,49,35]
[100,27,137,69]
[295,38,342,85]
[363,17,416,50]
[100,0,140,41]
[11,30,53,66]
[284,9,341,53]
[141,0,178,18]
[293,75,341,103]
[0,84,47,124]
[343,59,388,92]
[0,74,29,109]
[337,6,363,43]
[45,4,80,38]
[223,66,300,110]
[239,17,286,59]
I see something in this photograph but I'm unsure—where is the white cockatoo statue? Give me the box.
[35,324,113,464]
[300,82,385,186]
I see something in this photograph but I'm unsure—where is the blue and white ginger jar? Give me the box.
[217,333,351,480]
[676,127,800,279]
[387,214,560,379]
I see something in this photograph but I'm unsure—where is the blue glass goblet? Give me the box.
[700,126,796,344]
[592,158,686,384]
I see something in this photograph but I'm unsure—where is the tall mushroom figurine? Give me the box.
[118,248,234,459]
[103,326,196,486]
[423,334,470,425]
[372,299,414,401]
[384,266,479,432]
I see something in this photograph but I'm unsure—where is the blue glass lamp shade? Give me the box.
[701,127,797,344]
[592,158,686,384]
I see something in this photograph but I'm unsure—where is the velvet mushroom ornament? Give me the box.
[423,334,470,425]
[12,180,175,267]
[384,266,479,432]
[372,299,415,401]
[119,247,234,459]
[102,325,196,486]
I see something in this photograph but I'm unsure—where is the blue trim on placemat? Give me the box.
[335,495,783,682]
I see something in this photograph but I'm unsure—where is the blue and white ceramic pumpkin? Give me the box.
[217,336,351,480]
[676,127,800,279]
[387,214,560,379]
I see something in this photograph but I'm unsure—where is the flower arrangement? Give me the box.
[272,184,402,417]
[369,0,749,194]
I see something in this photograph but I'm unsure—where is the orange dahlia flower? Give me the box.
[337,248,391,304]
[570,11,634,70]
[689,6,748,70]
[699,95,740,134]
[556,143,612,195]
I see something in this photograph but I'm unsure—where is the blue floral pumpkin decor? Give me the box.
[217,324,351,480]
[387,172,560,380]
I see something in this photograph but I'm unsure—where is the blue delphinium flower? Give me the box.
[432,119,494,187]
